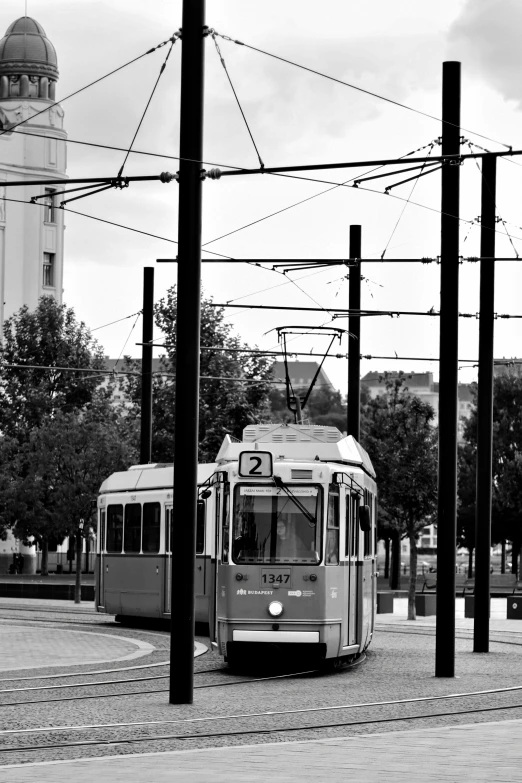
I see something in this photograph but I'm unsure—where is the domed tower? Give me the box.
[0,16,67,335]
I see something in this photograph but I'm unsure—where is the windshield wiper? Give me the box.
[273,475,317,526]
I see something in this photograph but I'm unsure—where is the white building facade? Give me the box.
[0,16,67,574]
[0,15,66,335]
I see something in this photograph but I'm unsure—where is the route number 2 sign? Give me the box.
[238,451,273,478]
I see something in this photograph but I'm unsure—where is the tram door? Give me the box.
[97,509,106,608]
[195,500,206,598]
[209,485,221,645]
[344,491,359,646]
[164,505,172,613]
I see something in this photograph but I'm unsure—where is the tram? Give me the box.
[96,422,377,665]
[213,423,377,665]
[95,462,217,624]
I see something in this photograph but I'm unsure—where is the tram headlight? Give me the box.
[268,601,283,617]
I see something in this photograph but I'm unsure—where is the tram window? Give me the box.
[362,490,372,557]
[143,502,160,553]
[232,485,322,565]
[196,500,205,554]
[124,503,141,553]
[351,495,360,559]
[326,489,339,565]
[106,505,123,553]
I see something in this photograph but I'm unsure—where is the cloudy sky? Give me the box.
[3,0,522,395]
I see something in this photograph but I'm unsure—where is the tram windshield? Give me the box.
[232,485,322,564]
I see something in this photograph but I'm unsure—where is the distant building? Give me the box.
[271,360,334,391]
[361,369,474,439]
[494,359,522,378]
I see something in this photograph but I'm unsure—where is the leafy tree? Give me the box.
[0,401,137,574]
[361,375,438,619]
[269,385,347,429]
[0,296,107,439]
[457,441,477,577]
[120,287,274,462]
[461,374,522,574]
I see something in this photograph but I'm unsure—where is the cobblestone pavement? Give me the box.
[0,598,520,780]
[1,718,521,782]
[0,624,155,670]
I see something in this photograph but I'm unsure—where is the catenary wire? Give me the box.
[211,33,264,169]
[201,141,437,249]
[212,31,512,150]
[379,142,436,259]
[91,312,142,332]
[270,170,522,245]
[0,195,234,259]
[117,37,178,178]
[0,35,179,141]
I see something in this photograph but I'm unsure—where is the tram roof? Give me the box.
[216,424,375,478]
[99,462,217,494]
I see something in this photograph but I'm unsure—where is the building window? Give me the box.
[43,253,55,287]
[44,188,56,223]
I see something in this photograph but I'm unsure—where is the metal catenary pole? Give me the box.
[169,0,206,705]
[474,154,497,652]
[348,225,361,440]
[140,267,154,465]
[435,61,461,678]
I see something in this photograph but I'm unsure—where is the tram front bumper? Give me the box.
[232,630,319,643]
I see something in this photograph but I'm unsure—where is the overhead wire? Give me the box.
[267,169,522,246]
[91,312,142,332]
[212,31,512,150]
[379,141,436,259]
[117,37,178,178]
[0,35,179,141]
[113,313,141,370]
[211,33,264,169]
[0,195,233,259]
[201,141,437,249]
[466,140,520,259]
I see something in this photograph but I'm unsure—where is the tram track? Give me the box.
[0,664,325,708]
[2,675,522,756]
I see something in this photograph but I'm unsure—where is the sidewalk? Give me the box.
[1,719,521,781]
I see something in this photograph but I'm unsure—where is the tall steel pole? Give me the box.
[140,267,154,465]
[435,61,461,678]
[474,154,497,652]
[169,0,206,705]
[347,225,361,440]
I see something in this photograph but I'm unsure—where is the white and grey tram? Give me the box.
[96,423,377,665]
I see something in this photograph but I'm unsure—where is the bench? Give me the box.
[421,574,468,593]
[463,574,520,596]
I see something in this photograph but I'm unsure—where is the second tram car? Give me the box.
[96,422,377,665]
[96,462,217,625]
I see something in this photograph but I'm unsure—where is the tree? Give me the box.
[120,287,274,462]
[457,441,477,577]
[0,296,107,439]
[461,374,522,574]
[361,375,438,619]
[0,401,137,575]
[269,385,347,429]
